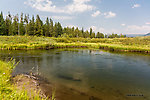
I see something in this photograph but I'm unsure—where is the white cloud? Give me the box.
[127,25,150,34]
[91,10,101,17]
[89,26,107,33]
[90,26,97,32]
[132,4,141,8]
[104,11,116,18]
[146,22,150,25]
[121,24,126,26]
[52,16,73,20]
[66,25,78,29]
[65,0,94,13]
[24,0,94,14]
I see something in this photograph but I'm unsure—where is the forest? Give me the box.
[0,12,126,38]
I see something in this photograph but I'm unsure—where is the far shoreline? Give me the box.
[0,36,150,54]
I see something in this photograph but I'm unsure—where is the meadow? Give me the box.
[0,36,150,53]
[0,36,150,99]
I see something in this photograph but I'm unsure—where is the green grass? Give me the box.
[0,59,48,100]
[0,36,150,53]
[0,36,55,50]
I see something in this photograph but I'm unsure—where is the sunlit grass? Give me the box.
[0,36,150,53]
[0,59,50,100]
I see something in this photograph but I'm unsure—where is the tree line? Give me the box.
[0,11,126,38]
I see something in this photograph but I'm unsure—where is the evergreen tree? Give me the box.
[71,27,75,37]
[99,33,104,38]
[0,12,6,35]
[57,22,63,36]
[35,15,43,36]
[19,13,25,35]
[75,27,80,37]
[5,12,12,36]
[12,15,19,35]
[28,15,35,36]
[53,22,62,37]
[24,14,29,35]
[53,23,57,37]
[91,32,95,38]
[105,34,108,38]
[85,30,90,38]
[45,17,50,37]
[96,32,100,38]
[90,28,92,38]
[50,18,53,37]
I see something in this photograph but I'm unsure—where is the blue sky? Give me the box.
[0,0,150,34]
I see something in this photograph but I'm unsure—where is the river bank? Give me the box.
[0,60,50,100]
[0,60,102,100]
[0,36,150,54]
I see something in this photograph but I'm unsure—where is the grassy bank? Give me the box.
[0,59,47,100]
[0,36,150,53]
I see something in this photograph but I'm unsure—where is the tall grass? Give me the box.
[0,59,48,100]
[0,36,150,53]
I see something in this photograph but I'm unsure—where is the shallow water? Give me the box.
[0,49,150,100]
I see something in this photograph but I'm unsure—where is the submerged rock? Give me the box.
[57,74,82,82]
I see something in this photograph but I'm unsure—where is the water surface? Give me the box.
[0,49,150,100]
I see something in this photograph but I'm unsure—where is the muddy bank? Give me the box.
[13,74,103,100]
[13,74,54,99]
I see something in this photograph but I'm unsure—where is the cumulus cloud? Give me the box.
[66,0,94,13]
[91,10,101,17]
[121,24,126,26]
[52,16,73,20]
[104,11,116,18]
[132,4,141,8]
[89,26,107,33]
[146,22,150,25]
[24,0,94,14]
[127,25,150,34]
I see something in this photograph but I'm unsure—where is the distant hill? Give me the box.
[126,33,150,37]
[145,33,150,36]
[126,34,144,37]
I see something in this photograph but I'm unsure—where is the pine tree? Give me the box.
[90,28,93,38]
[81,27,84,37]
[12,15,19,35]
[0,12,6,35]
[53,22,62,37]
[50,18,53,37]
[53,23,57,37]
[91,32,95,38]
[71,27,75,37]
[96,32,100,38]
[75,27,80,37]
[99,33,104,38]
[5,12,12,36]
[34,15,43,36]
[24,14,29,35]
[45,17,50,37]
[57,22,63,37]
[105,34,108,38]
[85,30,90,38]
[28,15,35,36]
[19,13,25,35]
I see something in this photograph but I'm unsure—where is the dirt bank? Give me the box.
[13,74,54,100]
[13,74,103,100]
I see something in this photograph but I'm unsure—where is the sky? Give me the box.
[0,0,150,35]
